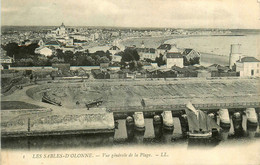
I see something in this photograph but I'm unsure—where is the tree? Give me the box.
[121,48,140,62]
[26,43,39,55]
[16,58,34,66]
[2,43,19,57]
[145,58,154,63]
[64,50,74,63]
[155,54,166,67]
[86,56,95,66]
[99,56,110,63]
[50,57,64,64]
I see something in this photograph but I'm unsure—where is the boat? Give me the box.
[85,99,103,110]
[133,112,145,131]
[185,102,221,138]
[245,108,258,128]
[42,92,62,106]
[161,111,174,130]
[218,109,231,128]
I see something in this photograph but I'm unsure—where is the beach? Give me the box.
[120,34,260,66]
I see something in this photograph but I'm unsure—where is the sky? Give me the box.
[1,0,260,29]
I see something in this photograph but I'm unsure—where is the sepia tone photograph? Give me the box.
[1,0,260,164]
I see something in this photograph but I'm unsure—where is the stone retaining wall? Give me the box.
[1,109,114,137]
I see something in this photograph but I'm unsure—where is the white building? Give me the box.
[55,23,68,37]
[0,49,13,69]
[35,47,53,56]
[137,48,157,60]
[182,49,201,60]
[166,53,183,68]
[167,44,180,53]
[236,57,260,77]
[156,44,172,56]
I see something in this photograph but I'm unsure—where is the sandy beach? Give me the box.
[120,33,260,66]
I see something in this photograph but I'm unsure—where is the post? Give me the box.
[232,112,243,136]
[28,117,31,132]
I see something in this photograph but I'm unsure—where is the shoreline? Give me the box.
[119,35,232,66]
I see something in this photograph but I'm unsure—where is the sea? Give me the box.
[165,35,260,58]
[2,116,260,149]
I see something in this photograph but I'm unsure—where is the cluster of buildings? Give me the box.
[1,24,260,77]
[0,49,14,70]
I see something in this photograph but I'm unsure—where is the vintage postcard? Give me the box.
[1,0,260,164]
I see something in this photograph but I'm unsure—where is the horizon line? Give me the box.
[1,25,260,30]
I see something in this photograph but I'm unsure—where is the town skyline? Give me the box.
[2,0,260,29]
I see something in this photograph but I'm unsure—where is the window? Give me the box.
[251,69,254,76]
[257,69,259,73]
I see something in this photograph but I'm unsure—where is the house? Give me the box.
[56,37,66,44]
[182,49,201,66]
[109,70,120,79]
[207,64,219,72]
[157,68,177,78]
[197,70,211,78]
[182,49,201,60]
[142,64,153,70]
[65,37,74,46]
[71,34,88,41]
[151,63,158,68]
[35,47,53,56]
[172,66,197,77]
[45,40,62,49]
[156,44,172,56]
[75,46,85,52]
[236,57,260,77]
[0,49,13,69]
[208,64,229,72]
[73,40,85,46]
[91,69,104,79]
[136,48,157,60]
[38,38,50,47]
[167,44,181,53]
[135,70,147,78]
[61,46,75,53]
[166,53,183,68]
[109,46,121,55]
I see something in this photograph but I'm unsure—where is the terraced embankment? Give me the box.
[27,77,260,111]
[2,77,259,137]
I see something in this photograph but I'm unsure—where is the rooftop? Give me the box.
[183,49,193,55]
[45,40,62,46]
[157,44,171,50]
[109,46,120,50]
[238,57,260,63]
[166,53,183,58]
